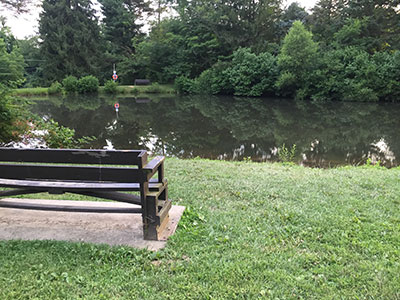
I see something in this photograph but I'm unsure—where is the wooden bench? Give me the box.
[0,148,171,240]
[134,79,151,86]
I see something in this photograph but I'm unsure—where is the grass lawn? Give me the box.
[13,84,176,97]
[0,159,399,299]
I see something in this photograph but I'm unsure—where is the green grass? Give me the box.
[112,84,176,95]
[1,159,399,299]
[12,87,49,96]
[13,84,176,97]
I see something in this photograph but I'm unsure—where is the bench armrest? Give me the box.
[142,156,165,180]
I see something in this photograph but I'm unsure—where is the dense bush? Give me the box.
[196,61,233,95]
[48,81,62,94]
[77,75,99,94]
[62,76,78,93]
[0,88,17,143]
[372,51,400,102]
[33,118,96,148]
[303,47,378,102]
[174,76,197,94]
[103,80,118,94]
[227,48,278,96]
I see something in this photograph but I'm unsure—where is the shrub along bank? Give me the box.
[0,159,399,299]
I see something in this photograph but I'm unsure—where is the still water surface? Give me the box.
[30,94,400,167]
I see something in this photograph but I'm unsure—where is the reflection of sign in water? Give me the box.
[112,73,118,81]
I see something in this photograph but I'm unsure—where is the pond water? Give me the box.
[29,94,400,167]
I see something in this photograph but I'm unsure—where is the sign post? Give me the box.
[112,64,118,82]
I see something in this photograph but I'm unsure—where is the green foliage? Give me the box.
[0,86,19,143]
[0,38,25,87]
[277,21,318,97]
[196,61,233,95]
[333,18,364,48]
[227,48,278,96]
[103,80,118,94]
[99,0,148,57]
[62,76,78,93]
[47,81,62,95]
[174,76,196,94]
[12,87,49,96]
[372,51,400,102]
[77,76,99,94]
[176,0,282,52]
[277,143,297,163]
[17,36,43,87]
[306,47,379,102]
[143,83,162,94]
[39,0,104,83]
[33,118,96,148]
[9,0,400,101]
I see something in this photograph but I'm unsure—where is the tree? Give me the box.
[276,21,318,97]
[17,36,43,87]
[0,0,34,13]
[343,0,400,52]
[39,0,104,83]
[173,0,283,53]
[278,2,309,38]
[99,0,149,57]
[226,48,278,96]
[0,37,24,87]
[99,0,150,84]
[0,30,25,143]
[134,18,221,82]
[309,0,347,46]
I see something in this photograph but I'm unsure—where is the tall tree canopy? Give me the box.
[99,0,150,56]
[39,0,104,83]
[173,0,283,53]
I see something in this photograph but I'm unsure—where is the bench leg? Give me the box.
[142,183,171,240]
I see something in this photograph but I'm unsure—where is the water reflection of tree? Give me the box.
[30,95,400,166]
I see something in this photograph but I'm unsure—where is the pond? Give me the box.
[29,94,400,167]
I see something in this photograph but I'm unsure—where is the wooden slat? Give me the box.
[0,178,162,191]
[143,156,165,179]
[0,178,163,191]
[0,148,147,165]
[0,201,142,214]
[0,164,146,183]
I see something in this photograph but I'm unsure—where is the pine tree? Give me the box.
[39,0,104,83]
[99,0,149,56]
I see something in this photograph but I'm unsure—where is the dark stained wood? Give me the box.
[143,156,165,179]
[0,148,146,165]
[70,191,142,205]
[0,164,146,182]
[0,178,163,191]
[0,200,142,213]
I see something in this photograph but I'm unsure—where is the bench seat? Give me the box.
[0,178,164,191]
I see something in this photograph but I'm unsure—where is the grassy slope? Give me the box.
[0,159,399,299]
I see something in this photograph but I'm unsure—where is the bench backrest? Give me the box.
[0,148,149,183]
[134,79,151,86]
